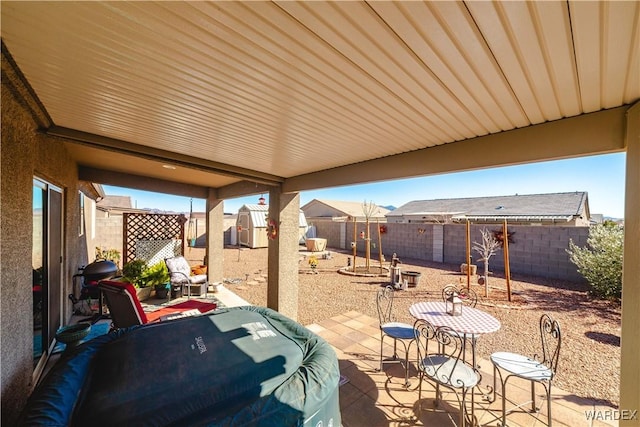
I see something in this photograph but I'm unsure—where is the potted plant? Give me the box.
[122,259,152,301]
[143,262,171,299]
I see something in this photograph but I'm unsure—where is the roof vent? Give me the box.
[496,206,505,210]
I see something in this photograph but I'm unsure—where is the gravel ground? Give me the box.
[211,246,620,407]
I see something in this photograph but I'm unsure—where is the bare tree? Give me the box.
[362,200,379,271]
[472,227,502,297]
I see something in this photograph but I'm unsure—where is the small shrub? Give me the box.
[122,259,149,288]
[95,247,121,266]
[567,223,623,300]
[142,262,170,287]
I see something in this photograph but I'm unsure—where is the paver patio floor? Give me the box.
[306,311,618,427]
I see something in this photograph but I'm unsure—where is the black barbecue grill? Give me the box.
[70,260,118,320]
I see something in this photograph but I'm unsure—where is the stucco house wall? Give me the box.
[1,68,90,424]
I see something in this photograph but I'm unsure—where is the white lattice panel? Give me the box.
[136,239,182,267]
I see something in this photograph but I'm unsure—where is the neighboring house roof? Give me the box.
[590,213,604,224]
[97,195,133,210]
[238,204,308,227]
[387,192,589,223]
[78,182,105,201]
[96,195,150,214]
[301,199,391,219]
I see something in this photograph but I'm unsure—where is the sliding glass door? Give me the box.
[32,179,63,370]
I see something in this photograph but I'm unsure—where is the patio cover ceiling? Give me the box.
[2,1,638,199]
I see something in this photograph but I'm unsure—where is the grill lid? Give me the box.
[82,260,118,281]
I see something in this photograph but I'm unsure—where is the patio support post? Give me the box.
[205,190,224,285]
[266,188,300,321]
[620,101,640,426]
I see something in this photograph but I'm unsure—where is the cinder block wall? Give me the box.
[94,219,589,282]
[94,215,124,265]
[498,225,588,281]
[312,221,589,282]
[312,219,343,249]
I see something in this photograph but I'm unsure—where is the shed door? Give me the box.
[238,213,250,247]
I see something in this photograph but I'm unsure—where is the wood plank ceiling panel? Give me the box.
[238,2,441,148]
[278,1,472,143]
[497,1,565,121]
[188,2,435,159]
[569,1,604,113]
[370,1,519,135]
[2,1,638,187]
[594,1,638,108]
[529,1,581,118]
[465,1,546,125]
[569,1,639,112]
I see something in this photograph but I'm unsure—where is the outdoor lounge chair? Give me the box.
[98,280,210,331]
[98,280,149,330]
[165,256,208,298]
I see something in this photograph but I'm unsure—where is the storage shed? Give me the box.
[237,204,308,248]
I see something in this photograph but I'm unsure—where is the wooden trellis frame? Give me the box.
[123,213,187,264]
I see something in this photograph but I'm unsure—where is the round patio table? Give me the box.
[410,301,501,419]
[409,301,501,335]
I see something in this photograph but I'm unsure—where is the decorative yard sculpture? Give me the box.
[340,201,388,277]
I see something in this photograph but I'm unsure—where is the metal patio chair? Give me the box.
[441,285,480,365]
[376,285,417,387]
[491,313,562,427]
[414,319,480,427]
[442,285,478,308]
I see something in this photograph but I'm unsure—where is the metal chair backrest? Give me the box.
[376,285,397,326]
[442,285,478,307]
[414,319,468,385]
[537,313,561,376]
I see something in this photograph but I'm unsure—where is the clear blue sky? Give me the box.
[103,153,626,218]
